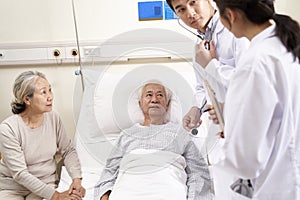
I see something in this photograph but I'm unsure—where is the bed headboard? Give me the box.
[74,62,196,165]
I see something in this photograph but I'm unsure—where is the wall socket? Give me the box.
[47,48,66,60]
[0,51,4,59]
[65,47,80,59]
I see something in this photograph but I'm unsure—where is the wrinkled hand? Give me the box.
[183,106,202,131]
[51,190,82,200]
[195,40,216,68]
[68,178,85,198]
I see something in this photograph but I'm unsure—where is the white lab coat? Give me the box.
[193,12,249,105]
[191,12,249,200]
[221,24,300,199]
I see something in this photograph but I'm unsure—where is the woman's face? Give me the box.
[26,77,53,114]
[172,0,214,32]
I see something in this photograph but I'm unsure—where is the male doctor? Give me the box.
[166,0,249,199]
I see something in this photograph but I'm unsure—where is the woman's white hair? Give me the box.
[11,71,46,114]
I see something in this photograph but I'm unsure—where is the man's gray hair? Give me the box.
[137,80,172,102]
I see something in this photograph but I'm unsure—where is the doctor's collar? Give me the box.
[197,9,218,36]
[197,10,218,38]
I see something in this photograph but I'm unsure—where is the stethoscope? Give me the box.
[177,18,205,40]
[177,10,217,50]
[178,18,212,50]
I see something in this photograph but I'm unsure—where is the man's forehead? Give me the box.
[143,84,165,93]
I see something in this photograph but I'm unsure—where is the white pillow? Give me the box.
[75,68,106,143]
[76,63,196,143]
[126,80,182,125]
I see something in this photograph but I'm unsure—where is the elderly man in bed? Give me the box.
[94,82,213,200]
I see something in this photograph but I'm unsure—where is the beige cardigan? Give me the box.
[0,111,82,199]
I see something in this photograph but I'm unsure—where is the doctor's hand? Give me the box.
[206,104,225,138]
[195,40,216,68]
[68,178,85,198]
[205,104,219,124]
[206,103,224,124]
[183,106,202,131]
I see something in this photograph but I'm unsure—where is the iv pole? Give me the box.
[71,0,85,91]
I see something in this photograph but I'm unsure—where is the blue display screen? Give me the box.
[138,1,163,21]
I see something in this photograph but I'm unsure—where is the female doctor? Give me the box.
[213,0,300,199]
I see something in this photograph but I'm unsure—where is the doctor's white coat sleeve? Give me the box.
[193,36,249,106]
[205,37,249,88]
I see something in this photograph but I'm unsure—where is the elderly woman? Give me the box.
[0,71,85,200]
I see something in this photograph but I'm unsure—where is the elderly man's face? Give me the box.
[139,83,169,119]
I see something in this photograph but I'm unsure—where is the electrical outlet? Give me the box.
[0,51,4,59]
[65,47,80,59]
[47,48,66,60]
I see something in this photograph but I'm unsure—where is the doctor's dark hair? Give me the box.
[11,71,46,114]
[166,0,175,11]
[214,0,300,63]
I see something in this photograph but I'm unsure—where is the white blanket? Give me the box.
[109,149,188,200]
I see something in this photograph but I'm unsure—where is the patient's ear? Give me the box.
[166,99,170,111]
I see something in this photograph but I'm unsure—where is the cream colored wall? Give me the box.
[275,0,300,22]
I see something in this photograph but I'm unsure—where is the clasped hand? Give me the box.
[51,178,86,200]
[195,40,216,68]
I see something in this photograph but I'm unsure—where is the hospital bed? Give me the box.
[57,29,212,199]
[57,64,212,198]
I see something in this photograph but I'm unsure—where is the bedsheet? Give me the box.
[56,138,111,200]
[109,149,187,200]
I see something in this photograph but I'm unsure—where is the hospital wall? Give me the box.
[0,0,299,138]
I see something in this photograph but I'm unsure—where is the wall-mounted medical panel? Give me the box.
[0,29,194,66]
[138,1,163,21]
[137,1,178,21]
